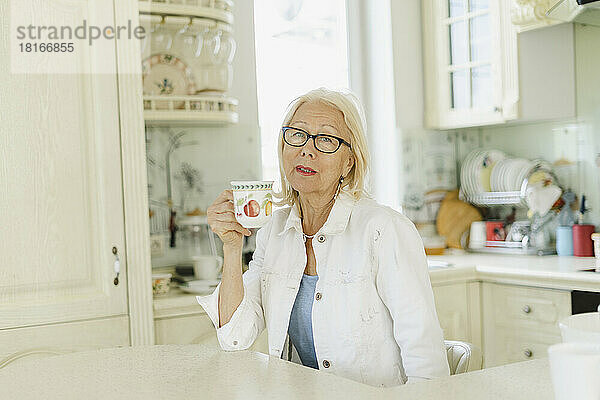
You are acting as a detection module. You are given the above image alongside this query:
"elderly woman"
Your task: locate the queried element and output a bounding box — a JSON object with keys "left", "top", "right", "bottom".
{"left": 198, "top": 88, "right": 449, "bottom": 387}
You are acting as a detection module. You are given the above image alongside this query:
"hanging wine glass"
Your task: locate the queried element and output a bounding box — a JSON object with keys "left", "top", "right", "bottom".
{"left": 214, "top": 22, "right": 236, "bottom": 92}
{"left": 194, "top": 18, "right": 219, "bottom": 92}
{"left": 150, "top": 17, "right": 173, "bottom": 53}
{"left": 173, "top": 18, "right": 199, "bottom": 62}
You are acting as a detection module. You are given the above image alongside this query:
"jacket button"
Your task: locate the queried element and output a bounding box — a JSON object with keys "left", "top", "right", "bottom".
{"left": 322, "top": 360, "right": 330, "bottom": 368}
{"left": 317, "top": 235, "right": 326, "bottom": 243}
{"left": 315, "top": 292, "right": 322, "bottom": 301}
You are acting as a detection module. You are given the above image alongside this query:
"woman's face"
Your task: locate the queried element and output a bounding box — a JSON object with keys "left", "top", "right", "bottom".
{"left": 282, "top": 101, "right": 354, "bottom": 200}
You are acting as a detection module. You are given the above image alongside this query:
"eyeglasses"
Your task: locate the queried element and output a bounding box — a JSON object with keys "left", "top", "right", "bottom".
{"left": 282, "top": 126, "right": 352, "bottom": 154}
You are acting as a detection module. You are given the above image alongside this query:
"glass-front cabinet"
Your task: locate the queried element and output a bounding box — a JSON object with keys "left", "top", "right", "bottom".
{"left": 423, "top": 0, "right": 519, "bottom": 129}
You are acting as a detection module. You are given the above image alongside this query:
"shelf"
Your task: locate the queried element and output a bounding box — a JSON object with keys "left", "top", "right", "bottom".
{"left": 138, "top": 0, "right": 234, "bottom": 25}
{"left": 143, "top": 95, "right": 238, "bottom": 126}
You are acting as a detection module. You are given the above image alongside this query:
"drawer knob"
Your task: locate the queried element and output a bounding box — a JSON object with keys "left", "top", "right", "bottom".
{"left": 523, "top": 349, "right": 533, "bottom": 358}
{"left": 522, "top": 305, "right": 532, "bottom": 314}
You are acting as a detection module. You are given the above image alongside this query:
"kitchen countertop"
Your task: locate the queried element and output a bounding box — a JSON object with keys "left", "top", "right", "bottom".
{"left": 0, "top": 344, "right": 555, "bottom": 399}
{"left": 154, "top": 253, "right": 600, "bottom": 318}
{"left": 428, "top": 252, "right": 600, "bottom": 291}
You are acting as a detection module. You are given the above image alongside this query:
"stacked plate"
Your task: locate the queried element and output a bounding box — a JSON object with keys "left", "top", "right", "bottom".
{"left": 461, "top": 149, "right": 555, "bottom": 199}
{"left": 460, "top": 149, "right": 507, "bottom": 198}
{"left": 489, "top": 158, "right": 534, "bottom": 192}
{"left": 179, "top": 279, "right": 219, "bottom": 295}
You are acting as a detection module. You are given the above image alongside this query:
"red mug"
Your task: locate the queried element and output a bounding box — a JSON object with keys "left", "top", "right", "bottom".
{"left": 486, "top": 221, "right": 505, "bottom": 242}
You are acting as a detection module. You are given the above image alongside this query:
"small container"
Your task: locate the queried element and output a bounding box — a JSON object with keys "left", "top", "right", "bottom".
{"left": 469, "top": 221, "right": 487, "bottom": 249}
{"left": 572, "top": 224, "right": 595, "bottom": 257}
{"left": 556, "top": 226, "right": 574, "bottom": 256}
{"left": 152, "top": 273, "right": 172, "bottom": 296}
{"left": 423, "top": 235, "right": 446, "bottom": 255}
{"left": 592, "top": 233, "right": 600, "bottom": 259}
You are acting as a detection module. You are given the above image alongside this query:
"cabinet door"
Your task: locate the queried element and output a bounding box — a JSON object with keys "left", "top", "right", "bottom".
{"left": 433, "top": 283, "right": 471, "bottom": 342}
{"left": 423, "top": 0, "right": 510, "bottom": 128}
{"left": 0, "top": 1, "right": 129, "bottom": 329}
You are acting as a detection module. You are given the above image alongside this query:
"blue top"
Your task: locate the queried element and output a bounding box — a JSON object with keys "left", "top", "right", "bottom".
{"left": 287, "top": 273, "right": 319, "bottom": 369}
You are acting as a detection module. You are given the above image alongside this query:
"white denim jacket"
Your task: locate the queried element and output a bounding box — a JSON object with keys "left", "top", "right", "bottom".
{"left": 197, "top": 192, "right": 450, "bottom": 387}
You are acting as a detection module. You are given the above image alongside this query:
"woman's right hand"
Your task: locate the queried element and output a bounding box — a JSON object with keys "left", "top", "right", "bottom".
{"left": 207, "top": 190, "right": 252, "bottom": 249}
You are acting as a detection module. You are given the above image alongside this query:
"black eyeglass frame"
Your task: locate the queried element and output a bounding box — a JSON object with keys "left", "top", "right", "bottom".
{"left": 281, "top": 126, "right": 352, "bottom": 154}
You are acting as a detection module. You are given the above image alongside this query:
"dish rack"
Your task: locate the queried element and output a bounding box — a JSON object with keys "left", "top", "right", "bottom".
{"left": 460, "top": 162, "right": 561, "bottom": 256}
{"left": 459, "top": 162, "right": 560, "bottom": 208}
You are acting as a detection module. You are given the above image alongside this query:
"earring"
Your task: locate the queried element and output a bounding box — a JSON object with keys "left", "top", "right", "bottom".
{"left": 339, "top": 176, "right": 345, "bottom": 184}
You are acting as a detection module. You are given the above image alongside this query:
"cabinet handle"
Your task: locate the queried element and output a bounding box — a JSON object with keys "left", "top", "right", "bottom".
{"left": 112, "top": 246, "right": 120, "bottom": 286}
{"left": 522, "top": 305, "right": 531, "bottom": 314}
{"left": 523, "top": 349, "right": 533, "bottom": 358}
{"left": 494, "top": 106, "right": 503, "bottom": 113}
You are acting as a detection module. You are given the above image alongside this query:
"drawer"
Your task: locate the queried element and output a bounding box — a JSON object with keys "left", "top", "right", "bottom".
{"left": 488, "top": 284, "right": 571, "bottom": 334}
{"left": 486, "top": 328, "right": 562, "bottom": 367}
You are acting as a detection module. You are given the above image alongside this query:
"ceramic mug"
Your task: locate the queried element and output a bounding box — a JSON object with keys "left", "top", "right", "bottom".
{"left": 192, "top": 255, "right": 224, "bottom": 280}
{"left": 548, "top": 342, "right": 600, "bottom": 400}
{"left": 230, "top": 180, "right": 274, "bottom": 228}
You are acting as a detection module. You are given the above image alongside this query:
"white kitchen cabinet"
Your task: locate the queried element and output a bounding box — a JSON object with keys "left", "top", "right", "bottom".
{"left": 432, "top": 282, "right": 482, "bottom": 348}
{"left": 422, "top": 0, "right": 576, "bottom": 129}
{"left": 481, "top": 282, "right": 571, "bottom": 367}
{"left": 0, "top": 0, "right": 151, "bottom": 365}
{"left": 0, "top": 316, "right": 130, "bottom": 369}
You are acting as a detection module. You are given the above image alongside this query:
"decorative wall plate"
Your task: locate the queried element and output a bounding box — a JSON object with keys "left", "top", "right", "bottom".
{"left": 142, "top": 54, "right": 196, "bottom": 109}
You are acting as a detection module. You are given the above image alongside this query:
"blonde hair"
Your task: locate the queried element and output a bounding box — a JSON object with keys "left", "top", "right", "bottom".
{"left": 274, "top": 87, "right": 371, "bottom": 207}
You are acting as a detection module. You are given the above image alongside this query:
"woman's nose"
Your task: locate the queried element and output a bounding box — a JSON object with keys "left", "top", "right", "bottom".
{"left": 300, "top": 138, "right": 317, "bottom": 158}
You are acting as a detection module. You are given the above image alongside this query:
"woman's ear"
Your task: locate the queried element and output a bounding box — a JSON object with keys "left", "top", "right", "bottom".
{"left": 344, "top": 153, "right": 355, "bottom": 177}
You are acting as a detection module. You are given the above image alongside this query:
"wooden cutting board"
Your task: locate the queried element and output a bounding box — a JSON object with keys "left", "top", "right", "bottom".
{"left": 436, "top": 190, "right": 482, "bottom": 249}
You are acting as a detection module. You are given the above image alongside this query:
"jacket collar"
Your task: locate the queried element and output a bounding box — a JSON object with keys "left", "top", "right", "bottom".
{"left": 278, "top": 191, "right": 356, "bottom": 237}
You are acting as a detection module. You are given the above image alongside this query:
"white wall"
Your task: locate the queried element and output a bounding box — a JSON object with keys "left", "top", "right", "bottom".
{"left": 347, "top": 0, "right": 400, "bottom": 210}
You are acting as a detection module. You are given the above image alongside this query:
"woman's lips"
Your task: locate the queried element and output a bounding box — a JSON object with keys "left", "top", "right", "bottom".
{"left": 296, "top": 165, "right": 316, "bottom": 176}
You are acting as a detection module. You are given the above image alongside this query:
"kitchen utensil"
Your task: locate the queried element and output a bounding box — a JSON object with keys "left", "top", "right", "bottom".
{"left": 436, "top": 190, "right": 482, "bottom": 249}
{"left": 579, "top": 194, "right": 588, "bottom": 224}
{"left": 548, "top": 342, "right": 600, "bottom": 400}
{"left": 231, "top": 180, "right": 274, "bottom": 228}
{"left": 573, "top": 224, "right": 595, "bottom": 257}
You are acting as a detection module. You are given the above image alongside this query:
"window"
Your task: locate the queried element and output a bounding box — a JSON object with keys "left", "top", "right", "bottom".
{"left": 254, "top": 0, "right": 350, "bottom": 182}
